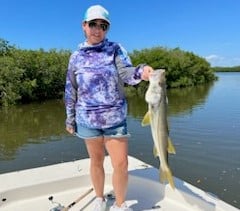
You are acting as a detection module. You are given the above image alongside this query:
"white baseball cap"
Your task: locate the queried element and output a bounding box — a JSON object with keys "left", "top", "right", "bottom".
{"left": 83, "top": 5, "right": 110, "bottom": 24}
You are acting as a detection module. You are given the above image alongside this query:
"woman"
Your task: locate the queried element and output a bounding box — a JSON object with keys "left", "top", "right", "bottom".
{"left": 65, "top": 5, "right": 153, "bottom": 211}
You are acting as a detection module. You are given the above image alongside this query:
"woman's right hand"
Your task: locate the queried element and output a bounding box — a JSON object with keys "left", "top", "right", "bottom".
{"left": 66, "top": 126, "right": 75, "bottom": 134}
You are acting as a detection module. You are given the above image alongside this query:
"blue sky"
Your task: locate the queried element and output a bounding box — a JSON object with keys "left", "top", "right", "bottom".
{"left": 1, "top": 0, "right": 239, "bottom": 67}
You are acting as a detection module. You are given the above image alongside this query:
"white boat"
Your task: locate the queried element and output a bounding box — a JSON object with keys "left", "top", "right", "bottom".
{"left": 0, "top": 156, "right": 239, "bottom": 211}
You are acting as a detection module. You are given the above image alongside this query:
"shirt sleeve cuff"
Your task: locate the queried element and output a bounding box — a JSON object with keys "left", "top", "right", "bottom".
{"left": 134, "top": 64, "right": 146, "bottom": 80}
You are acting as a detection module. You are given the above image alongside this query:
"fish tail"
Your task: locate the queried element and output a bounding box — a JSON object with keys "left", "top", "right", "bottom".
{"left": 160, "top": 167, "right": 175, "bottom": 189}
{"left": 167, "top": 137, "right": 176, "bottom": 154}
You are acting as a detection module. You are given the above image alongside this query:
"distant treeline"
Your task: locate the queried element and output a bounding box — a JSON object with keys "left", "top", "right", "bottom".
{"left": 0, "top": 39, "right": 71, "bottom": 107}
{"left": 212, "top": 66, "right": 240, "bottom": 72}
{"left": 0, "top": 38, "right": 216, "bottom": 107}
{"left": 127, "top": 47, "right": 216, "bottom": 97}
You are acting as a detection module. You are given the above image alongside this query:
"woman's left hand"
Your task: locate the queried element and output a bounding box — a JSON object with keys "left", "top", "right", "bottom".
{"left": 141, "top": 65, "right": 154, "bottom": 81}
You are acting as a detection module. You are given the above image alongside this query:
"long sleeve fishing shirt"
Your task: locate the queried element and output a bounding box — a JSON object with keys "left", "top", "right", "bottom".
{"left": 65, "top": 39, "right": 145, "bottom": 129}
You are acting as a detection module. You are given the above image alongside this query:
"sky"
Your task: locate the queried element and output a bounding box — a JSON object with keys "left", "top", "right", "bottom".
{"left": 1, "top": 0, "right": 240, "bottom": 67}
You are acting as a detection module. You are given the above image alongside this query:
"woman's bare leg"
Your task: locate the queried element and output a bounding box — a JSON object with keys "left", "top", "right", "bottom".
{"left": 105, "top": 138, "right": 129, "bottom": 207}
{"left": 85, "top": 137, "right": 105, "bottom": 198}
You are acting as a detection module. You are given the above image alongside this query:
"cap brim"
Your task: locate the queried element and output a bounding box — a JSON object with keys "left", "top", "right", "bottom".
{"left": 84, "top": 15, "right": 110, "bottom": 24}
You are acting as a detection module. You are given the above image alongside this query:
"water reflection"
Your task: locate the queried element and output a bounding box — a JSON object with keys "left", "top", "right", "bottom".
{"left": 127, "top": 82, "right": 214, "bottom": 118}
{"left": 0, "top": 100, "right": 66, "bottom": 160}
{"left": 0, "top": 81, "right": 213, "bottom": 161}
{"left": 167, "top": 82, "right": 214, "bottom": 115}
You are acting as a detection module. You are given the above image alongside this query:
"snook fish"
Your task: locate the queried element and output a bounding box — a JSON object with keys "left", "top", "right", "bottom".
{"left": 142, "top": 69, "right": 176, "bottom": 189}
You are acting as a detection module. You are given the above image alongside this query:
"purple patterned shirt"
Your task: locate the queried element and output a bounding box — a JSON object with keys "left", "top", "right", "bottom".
{"left": 65, "top": 39, "right": 144, "bottom": 129}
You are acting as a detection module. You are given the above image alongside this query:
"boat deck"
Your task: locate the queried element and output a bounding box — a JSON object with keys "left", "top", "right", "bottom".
{"left": 0, "top": 156, "right": 239, "bottom": 211}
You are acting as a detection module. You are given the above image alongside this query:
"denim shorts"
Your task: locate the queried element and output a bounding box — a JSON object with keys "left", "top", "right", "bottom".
{"left": 74, "top": 120, "right": 131, "bottom": 140}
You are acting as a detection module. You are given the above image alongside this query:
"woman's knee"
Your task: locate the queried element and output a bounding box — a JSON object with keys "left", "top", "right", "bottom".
{"left": 112, "top": 156, "right": 128, "bottom": 172}
{"left": 85, "top": 138, "right": 105, "bottom": 165}
{"left": 90, "top": 154, "right": 105, "bottom": 167}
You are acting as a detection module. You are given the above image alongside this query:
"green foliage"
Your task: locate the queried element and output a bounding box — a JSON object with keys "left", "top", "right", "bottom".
{"left": 0, "top": 38, "right": 218, "bottom": 107}
{"left": 212, "top": 66, "right": 240, "bottom": 72}
{"left": 0, "top": 38, "right": 71, "bottom": 106}
{"left": 0, "top": 56, "right": 24, "bottom": 106}
{"left": 130, "top": 47, "right": 216, "bottom": 91}
{"left": 0, "top": 38, "right": 15, "bottom": 56}
{"left": 11, "top": 49, "right": 70, "bottom": 102}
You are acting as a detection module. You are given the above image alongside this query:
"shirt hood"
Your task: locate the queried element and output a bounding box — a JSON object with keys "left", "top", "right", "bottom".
{"left": 78, "top": 39, "right": 108, "bottom": 51}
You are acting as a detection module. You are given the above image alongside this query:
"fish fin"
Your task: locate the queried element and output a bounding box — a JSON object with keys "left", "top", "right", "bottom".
{"left": 167, "top": 137, "right": 176, "bottom": 154}
{"left": 160, "top": 167, "right": 175, "bottom": 189}
{"left": 141, "top": 111, "right": 150, "bottom": 126}
{"left": 153, "top": 146, "right": 158, "bottom": 158}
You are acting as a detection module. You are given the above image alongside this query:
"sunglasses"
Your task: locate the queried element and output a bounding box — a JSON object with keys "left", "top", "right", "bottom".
{"left": 88, "top": 21, "right": 109, "bottom": 31}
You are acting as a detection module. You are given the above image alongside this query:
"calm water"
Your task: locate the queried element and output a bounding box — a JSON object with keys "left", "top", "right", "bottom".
{"left": 0, "top": 72, "right": 239, "bottom": 209}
